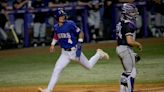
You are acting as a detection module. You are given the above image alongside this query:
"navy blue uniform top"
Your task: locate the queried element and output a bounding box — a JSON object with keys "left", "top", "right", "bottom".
{"left": 116, "top": 19, "right": 137, "bottom": 46}
{"left": 13, "top": 0, "right": 27, "bottom": 19}
{"left": 53, "top": 20, "right": 81, "bottom": 49}
{"left": 32, "top": 0, "right": 47, "bottom": 23}
{"left": 0, "top": 1, "right": 7, "bottom": 28}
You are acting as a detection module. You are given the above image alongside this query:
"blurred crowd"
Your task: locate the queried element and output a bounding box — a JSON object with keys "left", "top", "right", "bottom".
{"left": 0, "top": 0, "right": 164, "bottom": 49}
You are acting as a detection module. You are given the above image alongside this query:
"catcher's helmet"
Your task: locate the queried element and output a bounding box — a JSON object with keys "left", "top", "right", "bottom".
{"left": 54, "top": 8, "right": 67, "bottom": 21}
{"left": 121, "top": 3, "right": 139, "bottom": 21}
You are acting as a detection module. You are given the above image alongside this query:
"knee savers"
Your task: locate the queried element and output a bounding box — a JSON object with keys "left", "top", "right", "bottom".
{"left": 120, "top": 71, "right": 136, "bottom": 92}
{"left": 120, "top": 72, "right": 129, "bottom": 86}
{"left": 121, "top": 68, "right": 137, "bottom": 84}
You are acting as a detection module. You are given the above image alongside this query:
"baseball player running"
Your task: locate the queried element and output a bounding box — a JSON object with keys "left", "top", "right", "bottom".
{"left": 38, "top": 8, "right": 109, "bottom": 92}
{"left": 116, "top": 3, "right": 142, "bottom": 92}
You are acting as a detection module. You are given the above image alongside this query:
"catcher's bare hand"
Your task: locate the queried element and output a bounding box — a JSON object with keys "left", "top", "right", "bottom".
{"left": 50, "top": 45, "right": 55, "bottom": 53}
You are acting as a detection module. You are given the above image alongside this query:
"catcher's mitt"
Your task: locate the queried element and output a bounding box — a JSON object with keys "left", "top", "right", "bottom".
{"left": 134, "top": 53, "right": 141, "bottom": 63}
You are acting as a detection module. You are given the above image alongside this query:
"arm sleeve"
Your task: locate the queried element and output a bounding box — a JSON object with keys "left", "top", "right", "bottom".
{"left": 52, "top": 25, "right": 58, "bottom": 40}
{"left": 53, "top": 33, "right": 58, "bottom": 40}
{"left": 51, "top": 33, "right": 58, "bottom": 46}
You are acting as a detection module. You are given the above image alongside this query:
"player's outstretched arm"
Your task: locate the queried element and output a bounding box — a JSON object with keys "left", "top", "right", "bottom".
{"left": 50, "top": 33, "right": 58, "bottom": 53}
{"left": 50, "top": 38, "right": 58, "bottom": 53}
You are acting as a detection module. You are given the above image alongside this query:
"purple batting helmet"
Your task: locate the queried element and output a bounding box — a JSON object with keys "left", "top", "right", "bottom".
{"left": 54, "top": 8, "right": 67, "bottom": 21}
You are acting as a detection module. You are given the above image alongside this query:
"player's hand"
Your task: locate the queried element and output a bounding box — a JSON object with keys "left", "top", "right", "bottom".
{"left": 50, "top": 45, "right": 55, "bottom": 53}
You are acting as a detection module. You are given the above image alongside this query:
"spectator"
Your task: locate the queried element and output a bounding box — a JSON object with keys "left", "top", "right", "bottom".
{"left": 0, "top": 0, "right": 10, "bottom": 49}
{"left": 102, "top": 0, "right": 117, "bottom": 40}
{"left": 13, "top": 0, "right": 29, "bottom": 45}
{"left": 161, "top": 0, "right": 164, "bottom": 37}
{"left": 146, "top": 0, "right": 154, "bottom": 26}
{"left": 48, "top": 0, "right": 57, "bottom": 30}
{"left": 88, "top": 0, "right": 101, "bottom": 42}
{"left": 77, "top": 0, "right": 92, "bottom": 6}
{"left": 133, "top": 0, "right": 144, "bottom": 38}
{"left": 146, "top": 0, "right": 164, "bottom": 37}
{"left": 49, "top": 0, "right": 70, "bottom": 7}
{"left": 66, "top": 0, "right": 79, "bottom": 23}
{"left": 67, "top": 0, "right": 88, "bottom": 27}
{"left": 151, "top": 0, "right": 164, "bottom": 37}
{"left": 119, "top": 0, "right": 134, "bottom": 2}
{"left": 31, "top": 0, "right": 47, "bottom": 47}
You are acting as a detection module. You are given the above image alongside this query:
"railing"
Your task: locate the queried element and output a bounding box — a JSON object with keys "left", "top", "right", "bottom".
{"left": 3, "top": 2, "right": 148, "bottom": 47}
{"left": 6, "top": 4, "right": 89, "bottom": 47}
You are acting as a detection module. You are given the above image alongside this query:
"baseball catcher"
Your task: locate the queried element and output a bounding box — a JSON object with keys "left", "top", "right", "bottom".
{"left": 116, "top": 3, "right": 142, "bottom": 92}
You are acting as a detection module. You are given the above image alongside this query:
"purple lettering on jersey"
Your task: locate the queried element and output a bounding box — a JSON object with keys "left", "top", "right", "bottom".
{"left": 57, "top": 33, "right": 71, "bottom": 39}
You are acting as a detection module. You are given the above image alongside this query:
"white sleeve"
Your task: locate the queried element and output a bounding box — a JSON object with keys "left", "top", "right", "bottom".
{"left": 51, "top": 39, "right": 58, "bottom": 46}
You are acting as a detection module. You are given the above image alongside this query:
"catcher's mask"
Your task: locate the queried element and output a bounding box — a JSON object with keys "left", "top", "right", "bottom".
{"left": 121, "top": 3, "right": 139, "bottom": 21}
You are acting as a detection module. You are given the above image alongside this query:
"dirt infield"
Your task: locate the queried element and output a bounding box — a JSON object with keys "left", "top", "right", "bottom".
{"left": 0, "top": 84, "right": 164, "bottom": 92}
{"left": 0, "top": 38, "right": 164, "bottom": 92}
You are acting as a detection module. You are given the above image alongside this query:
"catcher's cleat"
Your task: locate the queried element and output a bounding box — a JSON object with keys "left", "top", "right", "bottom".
{"left": 97, "top": 49, "right": 109, "bottom": 60}
{"left": 38, "top": 87, "right": 51, "bottom": 92}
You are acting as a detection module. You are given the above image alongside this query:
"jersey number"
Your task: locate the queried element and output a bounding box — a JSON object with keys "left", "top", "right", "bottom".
{"left": 68, "top": 38, "right": 73, "bottom": 44}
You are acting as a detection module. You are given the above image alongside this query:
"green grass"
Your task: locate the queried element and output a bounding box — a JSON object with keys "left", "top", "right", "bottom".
{"left": 0, "top": 43, "right": 164, "bottom": 87}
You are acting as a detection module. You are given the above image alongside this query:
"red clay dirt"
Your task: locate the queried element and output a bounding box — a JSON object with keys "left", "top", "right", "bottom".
{"left": 0, "top": 84, "right": 164, "bottom": 92}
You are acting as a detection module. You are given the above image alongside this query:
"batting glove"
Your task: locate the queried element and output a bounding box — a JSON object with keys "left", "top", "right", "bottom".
{"left": 76, "top": 42, "right": 82, "bottom": 59}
